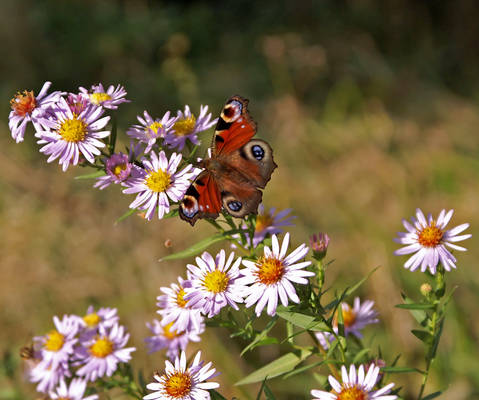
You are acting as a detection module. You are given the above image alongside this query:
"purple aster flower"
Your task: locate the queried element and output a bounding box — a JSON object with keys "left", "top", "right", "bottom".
{"left": 157, "top": 277, "right": 204, "bottom": 333}
{"left": 164, "top": 105, "right": 217, "bottom": 151}
{"left": 66, "top": 93, "right": 90, "bottom": 115}
{"left": 30, "top": 359, "right": 71, "bottom": 393}
{"left": 37, "top": 97, "right": 110, "bottom": 171}
{"left": 79, "top": 83, "right": 129, "bottom": 109}
{"left": 122, "top": 151, "right": 196, "bottom": 220}
{"left": 239, "top": 233, "right": 314, "bottom": 316}
{"left": 8, "top": 81, "right": 62, "bottom": 143}
{"left": 394, "top": 208, "right": 471, "bottom": 274}
{"left": 126, "top": 110, "right": 177, "bottom": 153}
{"left": 145, "top": 318, "right": 204, "bottom": 360}
{"left": 94, "top": 153, "right": 133, "bottom": 190}
{"left": 311, "top": 364, "right": 397, "bottom": 400}
{"left": 185, "top": 250, "right": 246, "bottom": 318}
{"left": 75, "top": 323, "right": 136, "bottom": 382}
{"left": 144, "top": 351, "right": 219, "bottom": 400}
{"left": 80, "top": 305, "right": 119, "bottom": 330}
{"left": 49, "top": 378, "right": 98, "bottom": 400}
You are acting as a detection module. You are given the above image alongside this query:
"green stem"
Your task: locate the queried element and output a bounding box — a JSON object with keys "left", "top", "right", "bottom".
{"left": 307, "top": 330, "right": 341, "bottom": 381}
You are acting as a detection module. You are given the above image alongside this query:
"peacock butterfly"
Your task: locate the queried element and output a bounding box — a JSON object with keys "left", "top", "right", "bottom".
{"left": 179, "top": 95, "right": 277, "bottom": 226}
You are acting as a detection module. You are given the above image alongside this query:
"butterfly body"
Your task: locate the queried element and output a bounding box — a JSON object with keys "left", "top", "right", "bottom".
{"left": 180, "top": 96, "right": 277, "bottom": 226}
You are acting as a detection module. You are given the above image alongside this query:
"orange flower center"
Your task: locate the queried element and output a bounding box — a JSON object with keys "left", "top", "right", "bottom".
{"left": 164, "top": 371, "right": 192, "bottom": 397}
{"left": 255, "top": 214, "right": 274, "bottom": 233}
{"left": 162, "top": 322, "right": 182, "bottom": 340}
{"left": 336, "top": 386, "right": 368, "bottom": 400}
{"left": 10, "top": 90, "right": 37, "bottom": 116}
{"left": 256, "top": 256, "right": 284, "bottom": 285}
{"left": 417, "top": 222, "right": 443, "bottom": 247}
{"left": 90, "top": 337, "right": 114, "bottom": 358}
{"left": 333, "top": 305, "right": 357, "bottom": 329}
{"left": 176, "top": 288, "right": 188, "bottom": 308}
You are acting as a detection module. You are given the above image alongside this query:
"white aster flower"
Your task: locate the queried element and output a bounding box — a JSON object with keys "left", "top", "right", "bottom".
{"left": 122, "top": 151, "right": 196, "bottom": 220}
{"left": 311, "top": 364, "right": 397, "bottom": 400}
{"left": 157, "top": 277, "right": 204, "bottom": 333}
{"left": 144, "top": 351, "right": 219, "bottom": 400}
{"left": 239, "top": 233, "right": 314, "bottom": 316}
{"left": 394, "top": 208, "right": 471, "bottom": 274}
{"left": 185, "top": 250, "right": 246, "bottom": 317}
{"left": 49, "top": 378, "right": 98, "bottom": 400}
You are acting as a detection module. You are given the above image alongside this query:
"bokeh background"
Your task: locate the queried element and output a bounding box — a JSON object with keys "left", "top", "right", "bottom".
{"left": 2, "top": 0, "right": 479, "bottom": 399}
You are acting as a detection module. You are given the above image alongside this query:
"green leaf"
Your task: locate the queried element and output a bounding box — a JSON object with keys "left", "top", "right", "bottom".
{"left": 235, "top": 349, "right": 312, "bottom": 385}
{"left": 398, "top": 293, "right": 428, "bottom": 324}
{"left": 276, "top": 307, "right": 329, "bottom": 332}
{"left": 352, "top": 348, "right": 371, "bottom": 364}
{"left": 395, "top": 303, "right": 435, "bottom": 310}
{"left": 241, "top": 316, "right": 278, "bottom": 355}
{"left": 263, "top": 383, "right": 276, "bottom": 400}
{"left": 160, "top": 233, "right": 227, "bottom": 261}
{"left": 163, "top": 208, "right": 179, "bottom": 219}
{"left": 209, "top": 389, "right": 228, "bottom": 400}
{"left": 282, "top": 360, "right": 324, "bottom": 379}
{"left": 411, "top": 329, "right": 433, "bottom": 343}
{"left": 115, "top": 208, "right": 138, "bottom": 224}
{"left": 74, "top": 170, "right": 106, "bottom": 180}
{"left": 344, "top": 266, "right": 380, "bottom": 297}
{"left": 381, "top": 366, "right": 423, "bottom": 374}
{"left": 422, "top": 391, "right": 443, "bottom": 400}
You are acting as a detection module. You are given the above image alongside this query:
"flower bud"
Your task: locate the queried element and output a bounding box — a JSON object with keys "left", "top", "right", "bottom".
{"left": 420, "top": 283, "right": 432, "bottom": 297}
{"left": 309, "top": 232, "right": 330, "bottom": 260}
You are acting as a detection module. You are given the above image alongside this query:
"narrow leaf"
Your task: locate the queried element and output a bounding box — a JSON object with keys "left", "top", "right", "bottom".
{"left": 209, "top": 390, "right": 228, "bottom": 400}
{"left": 381, "top": 366, "right": 423, "bottom": 374}
{"left": 160, "top": 233, "right": 227, "bottom": 261}
{"left": 422, "top": 391, "right": 443, "bottom": 400}
{"left": 399, "top": 293, "right": 428, "bottom": 324}
{"left": 235, "top": 350, "right": 312, "bottom": 385}
{"left": 352, "top": 348, "right": 371, "bottom": 364}
{"left": 75, "top": 170, "right": 106, "bottom": 180}
{"left": 263, "top": 383, "right": 276, "bottom": 400}
{"left": 411, "top": 329, "right": 433, "bottom": 343}
{"left": 282, "top": 360, "right": 324, "bottom": 379}
{"left": 115, "top": 208, "right": 138, "bottom": 224}
{"left": 276, "top": 307, "right": 329, "bottom": 332}
{"left": 344, "top": 266, "right": 380, "bottom": 296}
{"left": 395, "top": 303, "right": 435, "bottom": 310}
{"left": 241, "top": 316, "right": 278, "bottom": 355}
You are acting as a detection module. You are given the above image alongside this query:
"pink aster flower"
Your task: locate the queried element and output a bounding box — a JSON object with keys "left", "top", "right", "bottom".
{"left": 394, "top": 208, "right": 471, "bottom": 274}
{"left": 157, "top": 277, "right": 204, "bottom": 333}
{"left": 185, "top": 250, "right": 246, "bottom": 317}
{"left": 8, "top": 81, "right": 62, "bottom": 143}
{"left": 75, "top": 323, "right": 136, "bottom": 382}
{"left": 145, "top": 318, "right": 204, "bottom": 360}
{"left": 37, "top": 97, "right": 110, "bottom": 171}
{"left": 126, "top": 110, "right": 177, "bottom": 153}
{"left": 164, "top": 105, "right": 217, "bottom": 151}
{"left": 66, "top": 93, "right": 90, "bottom": 115}
{"left": 94, "top": 153, "right": 135, "bottom": 190}
{"left": 49, "top": 378, "right": 98, "bottom": 400}
{"left": 144, "top": 351, "right": 219, "bottom": 400}
{"left": 79, "top": 83, "right": 129, "bottom": 109}
{"left": 239, "top": 233, "right": 314, "bottom": 316}
{"left": 122, "top": 151, "right": 196, "bottom": 220}
{"left": 311, "top": 364, "right": 397, "bottom": 400}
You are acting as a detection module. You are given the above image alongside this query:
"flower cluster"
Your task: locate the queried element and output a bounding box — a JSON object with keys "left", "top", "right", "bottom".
{"left": 26, "top": 306, "right": 135, "bottom": 398}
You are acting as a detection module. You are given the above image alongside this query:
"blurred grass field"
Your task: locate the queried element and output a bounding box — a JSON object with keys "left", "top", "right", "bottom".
{"left": 2, "top": 1, "right": 479, "bottom": 399}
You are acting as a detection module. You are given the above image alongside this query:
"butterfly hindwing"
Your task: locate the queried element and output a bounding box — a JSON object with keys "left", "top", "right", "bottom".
{"left": 179, "top": 171, "right": 222, "bottom": 226}
{"left": 213, "top": 95, "right": 256, "bottom": 156}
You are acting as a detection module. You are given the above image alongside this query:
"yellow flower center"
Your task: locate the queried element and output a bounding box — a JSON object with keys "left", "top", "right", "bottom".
{"left": 336, "top": 386, "right": 368, "bottom": 400}
{"left": 255, "top": 214, "right": 274, "bottom": 233}
{"left": 45, "top": 330, "right": 65, "bottom": 352}
{"left": 164, "top": 371, "right": 192, "bottom": 397}
{"left": 10, "top": 90, "right": 36, "bottom": 116}
{"left": 58, "top": 117, "right": 88, "bottom": 142}
{"left": 83, "top": 312, "right": 101, "bottom": 328}
{"left": 176, "top": 288, "right": 188, "bottom": 308}
{"left": 145, "top": 121, "right": 164, "bottom": 138}
{"left": 256, "top": 256, "right": 284, "bottom": 285}
{"left": 162, "top": 322, "right": 182, "bottom": 340}
{"left": 172, "top": 115, "right": 196, "bottom": 136}
{"left": 203, "top": 270, "right": 229, "bottom": 293}
{"left": 90, "top": 337, "right": 114, "bottom": 358}
{"left": 417, "top": 222, "right": 443, "bottom": 247}
{"left": 145, "top": 170, "right": 171, "bottom": 193}
{"left": 333, "top": 305, "right": 357, "bottom": 329}
{"left": 89, "top": 92, "right": 112, "bottom": 105}
{"left": 113, "top": 163, "right": 128, "bottom": 176}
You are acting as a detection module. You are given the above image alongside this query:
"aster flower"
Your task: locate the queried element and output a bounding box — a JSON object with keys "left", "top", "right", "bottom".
{"left": 122, "top": 151, "right": 196, "bottom": 220}
{"left": 157, "top": 277, "right": 204, "bottom": 333}
{"left": 30, "top": 360, "right": 71, "bottom": 393}
{"left": 80, "top": 305, "right": 119, "bottom": 330}
{"left": 37, "top": 97, "right": 110, "bottom": 171}
{"left": 145, "top": 318, "right": 204, "bottom": 360}
{"left": 394, "top": 208, "right": 471, "bottom": 274}
{"left": 164, "top": 105, "right": 217, "bottom": 151}
{"left": 144, "top": 351, "right": 219, "bottom": 400}
{"left": 75, "top": 323, "right": 136, "bottom": 382}
{"left": 126, "top": 110, "right": 177, "bottom": 153}
{"left": 185, "top": 250, "right": 246, "bottom": 318}
{"left": 49, "top": 378, "right": 98, "bottom": 400}
{"left": 79, "top": 83, "right": 129, "bottom": 109}
{"left": 66, "top": 93, "right": 89, "bottom": 115}
{"left": 8, "top": 81, "right": 62, "bottom": 143}
{"left": 311, "top": 364, "right": 397, "bottom": 400}
{"left": 239, "top": 233, "right": 314, "bottom": 316}
{"left": 94, "top": 152, "right": 135, "bottom": 190}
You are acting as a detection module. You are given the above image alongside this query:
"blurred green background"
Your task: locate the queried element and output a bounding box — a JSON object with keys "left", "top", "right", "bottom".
{"left": 2, "top": 0, "right": 479, "bottom": 399}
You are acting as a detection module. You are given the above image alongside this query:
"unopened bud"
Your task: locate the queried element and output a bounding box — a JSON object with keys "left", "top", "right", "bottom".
{"left": 420, "top": 283, "right": 432, "bottom": 297}
{"left": 310, "top": 232, "right": 330, "bottom": 260}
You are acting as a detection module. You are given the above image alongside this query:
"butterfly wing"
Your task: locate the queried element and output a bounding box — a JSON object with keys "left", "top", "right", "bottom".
{"left": 179, "top": 171, "right": 222, "bottom": 226}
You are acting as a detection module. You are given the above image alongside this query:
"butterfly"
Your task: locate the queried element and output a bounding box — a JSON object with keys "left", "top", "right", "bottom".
{"left": 179, "top": 95, "right": 277, "bottom": 226}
